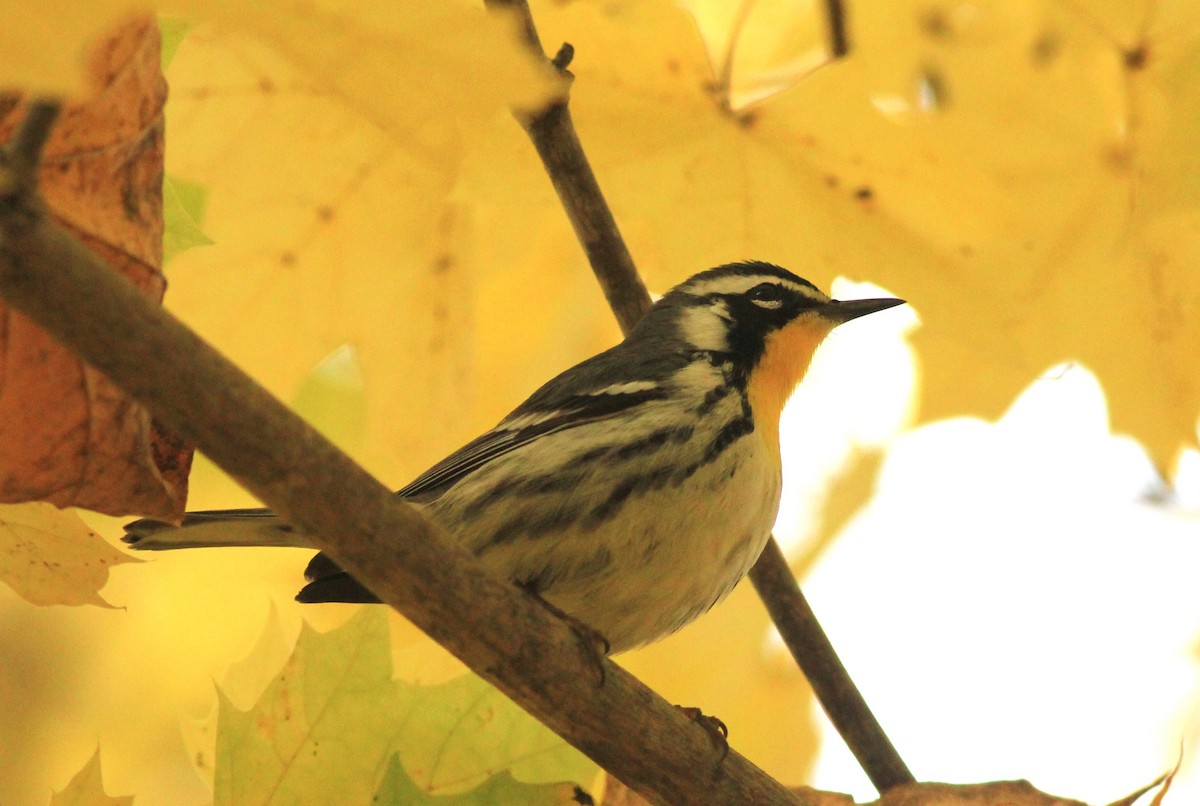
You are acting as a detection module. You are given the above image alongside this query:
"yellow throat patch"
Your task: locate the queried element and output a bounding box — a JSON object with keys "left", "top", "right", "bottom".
{"left": 745, "top": 314, "right": 835, "bottom": 465}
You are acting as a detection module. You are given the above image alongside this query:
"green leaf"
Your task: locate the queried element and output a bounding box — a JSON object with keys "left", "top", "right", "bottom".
{"left": 394, "top": 669, "right": 597, "bottom": 794}
{"left": 291, "top": 344, "right": 367, "bottom": 456}
{"left": 214, "top": 608, "right": 597, "bottom": 805}
{"left": 163, "top": 174, "right": 213, "bottom": 265}
{"left": 372, "top": 754, "right": 591, "bottom": 806}
{"left": 158, "top": 16, "right": 195, "bottom": 70}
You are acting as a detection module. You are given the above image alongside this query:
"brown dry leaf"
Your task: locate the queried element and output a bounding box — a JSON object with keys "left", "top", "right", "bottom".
{"left": 0, "top": 16, "right": 192, "bottom": 520}
{"left": 49, "top": 748, "right": 133, "bottom": 806}
{"left": 874, "top": 780, "right": 1087, "bottom": 806}
{"left": 604, "top": 778, "right": 1093, "bottom": 806}
{"left": 0, "top": 503, "right": 135, "bottom": 608}
{"left": 1105, "top": 758, "right": 1178, "bottom": 806}
{"left": 1146, "top": 761, "right": 1179, "bottom": 806}
{"left": 603, "top": 775, "right": 855, "bottom": 806}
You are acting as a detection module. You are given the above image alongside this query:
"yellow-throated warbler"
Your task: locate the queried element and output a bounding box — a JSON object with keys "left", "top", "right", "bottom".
{"left": 125, "top": 262, "right": 903, "bottom": 652}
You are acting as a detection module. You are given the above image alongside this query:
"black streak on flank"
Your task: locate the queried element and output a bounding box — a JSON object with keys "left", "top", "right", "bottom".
{"left": 614, "top": 424, "right": 694, "bottom": 461}
{"left": 484, "top": 502, "right": 584, "bottom": 548}
{"left": 702, "top": 416, "right": 754, "bottom": 466}
{"left": 696, "top": 383, "right": 731, "bottom": 415}
{"left": 581, "top": 462, "right": 679, "bottom": 530}
{"left": 585, "top": 477, "right": 639, "bottom": 527}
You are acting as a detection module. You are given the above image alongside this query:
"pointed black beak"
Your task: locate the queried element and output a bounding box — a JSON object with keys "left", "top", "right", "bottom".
{"left": 820, "top": 297, "right": 906, "bottom": 324}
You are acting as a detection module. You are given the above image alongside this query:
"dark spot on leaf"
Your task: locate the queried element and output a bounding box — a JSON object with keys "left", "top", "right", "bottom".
{"left": 1031, "top": 31, "right": 1062, "bottom": 67}
{"left": 854, "top": 186, "right": 874, "bottom": 201}
{"left": 1124, "top": 45, "right": 1148, "bottom": 70}
{"left": 918, "top": 8, "right": 951, "bottom": 39}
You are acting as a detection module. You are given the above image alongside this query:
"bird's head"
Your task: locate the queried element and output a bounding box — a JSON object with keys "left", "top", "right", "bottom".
{"left": 642, "top": 261, "right": 905, "bottom": 447}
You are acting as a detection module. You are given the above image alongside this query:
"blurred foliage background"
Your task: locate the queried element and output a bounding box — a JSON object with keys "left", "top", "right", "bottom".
{"left": 1, "top": 0, "right": 1199, "bottom": 803}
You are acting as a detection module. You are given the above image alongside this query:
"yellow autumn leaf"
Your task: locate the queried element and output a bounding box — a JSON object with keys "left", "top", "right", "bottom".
{"left": 0, "top": 504, "right": 136, "bottom": 607}
{"left": 742, "top": 0, "right": 1200, "bottom": 472}
{"left": 157, "top": 4, "right": 544, "bottom": 486}
{"left": 50, "top": 749, "right": 132, "bottom": 806}
{"left": 0, "top": 2, "right": 143, "bottom": 96}
{"left": 3, "top": 2, "right": 1200, "bottom": 804}
{"left": 470, "top": 0, "right": 1200, "bottom": 473}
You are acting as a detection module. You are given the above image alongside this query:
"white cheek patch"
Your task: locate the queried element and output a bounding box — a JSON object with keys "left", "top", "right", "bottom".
{"left": 679, "top": 301, "right": 732, "bottom": 352}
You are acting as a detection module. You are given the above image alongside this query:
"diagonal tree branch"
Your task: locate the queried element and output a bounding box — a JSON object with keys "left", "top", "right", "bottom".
{"left": 0, "top": 103, "right": 804, "bottom": 806}
{"left": 486, "top": 0, "right": 914, "bottom": 792}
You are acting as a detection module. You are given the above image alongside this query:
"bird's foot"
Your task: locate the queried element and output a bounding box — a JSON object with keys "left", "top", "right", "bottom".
{"left": 521, "top": 584, "right": 610, "bottom": 686}
{"left": 676, "top": 705, "right": 729, "bottom": 760}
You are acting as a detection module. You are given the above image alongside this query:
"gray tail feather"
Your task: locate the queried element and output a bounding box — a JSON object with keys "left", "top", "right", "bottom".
{"left": 124, "top": 510, "right": 382, "bottom": 605}
{"left": 123, "top": 508, "right": 316, "bottom": 551}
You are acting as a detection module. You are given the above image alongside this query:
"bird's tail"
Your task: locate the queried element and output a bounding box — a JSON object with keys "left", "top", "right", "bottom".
{"left": 123, "top": 508, "right": 317, "bottom": 551}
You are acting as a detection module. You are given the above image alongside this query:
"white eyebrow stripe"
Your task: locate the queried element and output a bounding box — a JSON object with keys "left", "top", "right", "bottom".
{"left": 682, "top": 274, "right": 825, "bottom": 300}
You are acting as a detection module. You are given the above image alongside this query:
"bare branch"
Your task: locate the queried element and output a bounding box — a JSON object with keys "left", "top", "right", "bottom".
{"left": 751, "top": 539, "right": 913, "bottom": 790}
{"left": 484, "top": 0, "right": 652, "bottom": 334}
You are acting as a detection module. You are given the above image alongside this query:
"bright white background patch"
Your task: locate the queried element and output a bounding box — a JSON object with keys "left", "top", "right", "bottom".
{"left": 768, "top": 278, "right": 1200, "bottom": 804}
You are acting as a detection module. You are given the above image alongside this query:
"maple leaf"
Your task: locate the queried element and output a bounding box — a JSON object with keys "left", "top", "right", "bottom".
{"left": 213, "top": 608, "right": 596, "bottom": 805}
{"left": 463, "top": 0, "right": 1200, "bottom": 474}
{"left": 0, "top": 503, "right": 136, "bottom": 607}
{"left": 373, "top": 754, "right": 589, "bottom": 805}
{"left": 50, "top": 749, "right": 133, "bottom": 806}
{"left": 147, "top": 0, "right": 569, "bottom": 486}
{"left": 0, "top": 3, "right": 142, "bottom": 95}
{"left": 0, "top": 16, "right": 193, "bottom": 519}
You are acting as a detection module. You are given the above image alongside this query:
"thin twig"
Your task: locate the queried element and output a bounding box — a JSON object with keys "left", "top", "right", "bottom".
{"left": 485, "top": 0, "right": 651, "bottom": 334}
{"left": 488, "top": 0, "right": 914, "bottom": 793}
{"left": 825, "top": 0, "right": 850, "bottom": 58}
{"left": 0, "top": 101, "right": 59, "bottom": 192}
{"left": 0, "top": 103, "right": 803, "bottom": 806}
{"left": 751, "top": 539, "right": 913, "bottom": 791}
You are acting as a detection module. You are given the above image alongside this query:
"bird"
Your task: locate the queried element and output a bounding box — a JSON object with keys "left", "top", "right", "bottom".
{"left": 125, "top": 261, "right": 903, "bottom": 654}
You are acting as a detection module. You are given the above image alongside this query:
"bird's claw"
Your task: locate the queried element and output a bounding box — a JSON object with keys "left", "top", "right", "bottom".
{"left": 676, "top": 705, "right": 729, "bottom": 760}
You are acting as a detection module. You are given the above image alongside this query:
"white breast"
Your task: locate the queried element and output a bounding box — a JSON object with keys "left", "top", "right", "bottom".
{"left": 434, "top": 384, "right": 783, "bottom": 652}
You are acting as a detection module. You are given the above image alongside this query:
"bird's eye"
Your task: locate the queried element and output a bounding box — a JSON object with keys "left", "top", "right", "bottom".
{"left": 748, "top": 283, "right": 783, "bottom": 308}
